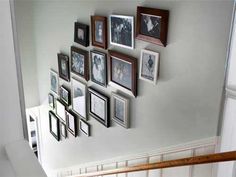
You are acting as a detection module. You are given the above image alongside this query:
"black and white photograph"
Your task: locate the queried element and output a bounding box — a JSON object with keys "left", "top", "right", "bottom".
{"left": 60, "top": 122, "right": 67, "bottom": 139}
{"left": 79, "top": 119, "right": 90, "bottom": 136}
{"left": 66, "top": 111, "right": 77, "bottom": 137}
{"left": 139, "top": 49, "right": 159, "bottom": 84}
{"left": 49, "top": 111, "right": 60, "bottom": 141}
{"left": 50, "top": 70, "right": 59, "bottom": 94}
{"left": 110, "top": 15, "right": 134, "bottom": 49}
{"left": 111, "top": 93, "right": 129, "bottom": 128}
{"left": 71, "top": 78, "right": 87, "bottom": 119}
{"left": 90, "top": 50, "right": 107, "bottom": 87}
{"left": 88, "top": 88, "right": 109, "bottom": 127}
{"left": 95, "top": 21, "right": 103, "bottom": 43}
{"left": 141, "top": 14, "right": 161, "bottom": 39}
{"left": 74, "top": 22, "right": 89, "bottom": 47}
{"left": 48, "top": 93, "right": 55, "bottom": 109}
{"left": 71, "top": 46, "right": 89, "bottom": 81}
{"left": 56, "top": 100, "right": 66, "bottom": 123}
{"left": 58, "top": 53, "right": 70, "bottom": 82}
{"left": 59, "top": 86, "right": 70, "bottom": 105}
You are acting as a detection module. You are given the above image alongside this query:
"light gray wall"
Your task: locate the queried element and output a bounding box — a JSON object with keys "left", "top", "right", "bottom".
{"left": 16, "top": 0, "right": 233, "bottom": 170}
{"left": 0, "top": 0, "right": 24, "bottom": 160}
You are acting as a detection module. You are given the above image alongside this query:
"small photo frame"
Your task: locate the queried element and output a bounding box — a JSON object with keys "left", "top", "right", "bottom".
{"left": 108, "top": 50, "right": 137, "bottom": 97}
{"left": 60, "top": 122, "right": 67, "bottom": 139}
{"left": 71, "top": 46, "right": 89, "bottom": 81}
{"left": 56, "top": 99, "right": 66, "bottom": 123}
{"left": 139, "top": 49, "right": 159, "bottom": 84}
{"left": 79, "top": 119, "right": 90, "bottom": 136}
{"left": 59, "top": 86, "right": 71, "bottom": 105}
{"left": 110, "top": 15, "right": 134, "bottom": 49}
{"left": 111, "top": 93, "right": 129, "bottom": 128}
{"left": 48, "top": 93, "right": 55, "bottom": 109}
{"left": 136, "top": 6, "right": 169, "bottom": 47}
{"left": 50, "top": 70, "right": 59, "bottom": 94}
{"left": 90, "top": 50, "right": 107, "bottom": 87}
{"left": 88, "top": 88, "right": 109, "bottom": 127}
{"left": 49, "top": 111, "right": 60, "bottom": 141}
{"left": 91, "top": 16, "right": 107, "bottom": 49}
{"left": 58, "top": 53, "right": 70, "bottom": 82}
{"left": 71, "top": 78, "right": 87, "bottom": 120}
{"left": 66, "top": 111, "right": 77, "bottom": 137}
{"left": 74, "top": 22, "right": 89, "bottom": 47}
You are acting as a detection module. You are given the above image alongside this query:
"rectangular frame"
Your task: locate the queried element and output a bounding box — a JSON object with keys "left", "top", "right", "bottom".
{"left": 79, "top": 119, "right": 90, "bottom": 136}
{"left": 49, "top": 111, "right": 60, "bottom": 141}
{"left": 56, "top": 99, "right": 66, "bottom": 123}
{"left": 74, "top": 22, "right": 90, "bottom": 47}
{"left": 58, "top": 53, "right": 70, "bottom": 82}
{"left": 59, "top": 85, "right": 71, "bottom": 105}
{"left": 48, "top": 93, "right": 55, "bottom": 109}
{"left": 66, "top": 111, "right": 77, "bottom": 137}
{"left": 50, "top": 69, "right": 59, "bottom": 94}
{"left": 136, "top": 6, "right": 169, "bottom": 47}
{"left": 60, "top": 121, "right": 67, "bottom": 139}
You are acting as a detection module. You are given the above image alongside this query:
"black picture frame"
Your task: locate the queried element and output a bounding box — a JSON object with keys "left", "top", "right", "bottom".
{"left": 49, "top": 111, "right": 60, "bottom": 141}
{"left": 58, "top": 53, "right": 70, "bottom": 82}
{"left": 59, "top": 85, "right": 71, "bottom": 105}
{"left": 88, "top": 88, "right": 109, "bottom": 127}
{"left": 66, "top": 111, "right": 77, "bottom": 137}
{"left": 74, "top": 22, "right": 89, "bottom": 47}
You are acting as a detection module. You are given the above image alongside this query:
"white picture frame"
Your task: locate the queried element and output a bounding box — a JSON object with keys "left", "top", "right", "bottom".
{"left": 109, "top": 15, "right": 134, "bottom": 49}
{"left": 56, "top": 100, "right": 66, "bottom": 123}
{"left": 79, "top": 119, "right": 90, "bottom": 136}
{"left": 50, "top": 69, "right": 59, "bottom": 94}
{"left": 139, "top": 49, "right": 159, "bottom": 84}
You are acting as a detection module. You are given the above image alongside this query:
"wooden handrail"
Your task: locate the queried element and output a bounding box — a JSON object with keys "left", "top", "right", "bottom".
{"left": 72, "top": 151, "right": 236, "bottom": 177}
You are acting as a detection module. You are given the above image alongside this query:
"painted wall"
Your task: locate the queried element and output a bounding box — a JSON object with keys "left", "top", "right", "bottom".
{"left": 16, "top": 0, "right": 233, "bottom": 171}
{"left": 0, "top": 0, "right": 24, "bottom": 160}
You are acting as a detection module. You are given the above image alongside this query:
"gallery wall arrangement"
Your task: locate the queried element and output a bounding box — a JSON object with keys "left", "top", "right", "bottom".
{"left": 48, "top": 6, "right": 168, "bottom": 141}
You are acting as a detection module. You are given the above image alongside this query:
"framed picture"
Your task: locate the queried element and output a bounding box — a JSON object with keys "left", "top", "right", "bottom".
{"left": 74, "top": 22, "right": 89, "bottom": 47}
{"left": 91, "top": 16, "right": 107, "bottom": 49}
{"left": 88, "top": 88, "right": 109, "bottom": 127}
{"left": 71, "top": 46, "right": 89, "bottom": 81}
{"left": 60, "top": 122, "right": 67, "bottom": 139}
{"left": 139, "top": 49, "right": 160, "bottom": 84}
{"left": 110, "top": 15, "right": 134, "bottom": 49}
{"left": 108, "top": 50, "right": 137, "bottom": 97}
{"left": 58, "top": 53, "right": 70, "bottom": 82}
{"left": 71, "top": 78, "right": 87, "bottom": 120}
{"left": 48, "top": 93, "right": 55, "bottom": 109}
{"left": 90, "top": 50, "right": 107, "bottom": 87}
{"left": 111, "top": 93, "right": 129, "bottom": 128}
{"left": 79, "top": 119, "right": 90, "bottom": 136}
{"left": 50, "top": 70, "right": 59, "bottom": 94}
{"left": 49, "top": 111, "right": 60, "bottom": 141}
{"left": 56, "top": 99, "right": 66, "bottom": 123}
{"left": 136, "top": 6, "right": 169, "bottom": 47}
{"left": 66, "top": 111, "right": 77, "bottom": 137}
{"left": 59, "top": 86, "right": 71, "bottom": 105}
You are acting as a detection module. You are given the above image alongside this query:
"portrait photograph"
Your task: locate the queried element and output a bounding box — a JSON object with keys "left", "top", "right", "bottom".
{"left": 108, "top": 50, "right": 137, "bottom": 97}
{"left": 58, "top": 53, "right": 70, "bottom": 82}
{"left": 139, "top": 49, "right": 159, "bottom": 84}
{"left": 59, "top": 86, "right": 70, "bottom": 105}
{"left": 111, "top": 93, "right": 129, "bottom": 128}
{"left": 71, "top": 46, "right": 89, "bottom": 81}
{"left": 66, "top": 111, "right": 77, "bottom": 137}
{"left": 71, "top": 78, "right": 87, "bottom": 120}
{"left": 136, "top": 6, "right": 169, "bottom": 47}
{"left": 110, "top": 15, "right": 134, "bottom": 49}
{"left": 49, "top": 111, "right": 60, "bottom": 141}
{"left": 48, "top": 93, "right": 55, "bottom": 109}
{"left": 88, "top": 88, "right": 109, "bottom": 127}
{"left": 50, "top": 70, "right": 59, "bottom": 94}
{"left": 74, "top": 22, "right": 89, "bottom": 47}
{"left": 91, "top": 16, "right": 107, "bottom": 49}
{"left": 90, "top": 50, "right": 107, "bottom": 87}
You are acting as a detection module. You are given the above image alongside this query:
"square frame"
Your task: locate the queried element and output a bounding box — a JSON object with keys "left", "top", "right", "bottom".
{"left": 91, "top": 16, "right": 107, "bottom": 49}
{"left": 59, "top": 85, "right": 71, "bottom": 105}
{"left": 66, "top": 111, "right": 77, "bottom": 137}
{"left": 79, "top": 119, "right": 90, "bottom": 136}
{"left": 88, "top": 88, "right": 109, "bottom": 127}
{"left": 71, "top": 46, "right": 89, "bottom": 81}
{"left": 108, "top": 50, "right": 137, "bottom": 97}
{"left": 136, "top": 6, "right": 169, "bottom": 47}
{"left": 74, "top": 22, "right": 89, "bottom": 47}
{"left": 49, "top": 111, "right": 60, "bottom": 141}
{"left": 58, "top": 53, "right": 70, "bottom": 82}
{"left": 50, "top": 70, "right": 59, "bottom": 94}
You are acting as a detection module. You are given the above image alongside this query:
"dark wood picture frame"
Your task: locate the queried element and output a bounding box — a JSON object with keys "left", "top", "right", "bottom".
{"left": 108, "top": 50, "right": 137, "bottom": 97}
{"left": 74, "top": 22, "right": 89, "bottom": 47}
{"left": 66, "top": 111, "right": 77, "bottom": 137}
{"left": 91, "top": 16, "right": 107, "bottom": 49}
{"left": 79, "top": 119, "right": 90, "bottom": 136}
{"left": 59, "top": 85, "right": 71, "bottom": 106}
{"left": 88, "top": 88, "right": 109, "bottom": 128}
{"left": 71, "top": 46, "right": 89, "bottom": 81}
{"left": 58, "top": 53, "right": 70, "bottom": 82}
{"left": 90, "top": 50, "right": 107, "bottom": 87}
{"left": 49, "top": 111, "right": 60, "bottom": 141}
{"left": 136, "top": 6, "right": 169, "bottom": 47}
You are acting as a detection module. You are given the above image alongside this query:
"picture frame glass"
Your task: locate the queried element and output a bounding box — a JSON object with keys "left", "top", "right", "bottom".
{"left": 56, "top": 100, "right": 66, "bottom": 122}
{"left": 90, "top": 93, "right": 106, "bottom": 120}
{"left": 58, "top": 54, "right": 70, "bottom": 81}
{"left": 80, "top": 119, "right": 89, "bottom": 136}
{"left": 60, "top": 87, "right": 70, "bottom": 105}
{"left": 67, "top": 112, "right": 75, "bottom": 132}
{"left": 141, "top": 51, "right": 157, "bottom": 82}
{"left": 48, "top": 94, "right": 54, "bottom": 108}
{"left": 114, "top": 98, "right": 125, "bottom": 122}
{"left": 50, "top": 70, "right": 58, "bottom": 94}
{"left": 60, "top": 123, "right": 66, "bottom": 138}
{"left": 95, "top": 20, "right": 103, "bottom": 43}
{"left": 71, "top": 50, "right": 85, "bottom": 76}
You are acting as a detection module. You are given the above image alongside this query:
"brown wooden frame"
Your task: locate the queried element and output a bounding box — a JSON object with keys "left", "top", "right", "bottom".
{"left": 136, "top": 6, "right": 169, "bottom": 47}
{"left": 108, "top": 50, "right": 137, "bottom": 97}
{"left": 58, "top": 53, "right": 70, "bottom": 82}
{"left": 71, "top": 46, "right": 89, "bottom": 81}
{"left": 91, "top": 16, "right": 107, "bottom": 49}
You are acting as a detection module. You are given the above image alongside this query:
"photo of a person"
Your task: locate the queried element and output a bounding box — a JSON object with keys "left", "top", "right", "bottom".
{"left": 141, "top": 53, "right": 155, "bottom": 81}
{"left": 71, "top": 51, "right": 85, "bottom": 76}
{"left": 95, "top": 21, "right": 103, "bottom": 43}
{"left": 78, "top": 28, "right": 84, "bottom": 40}
{"left": 141, "top": 14, "right": 161, "bottom": 39}
{"left": 91, "top": 52, "right": 106, "bottom": 86}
